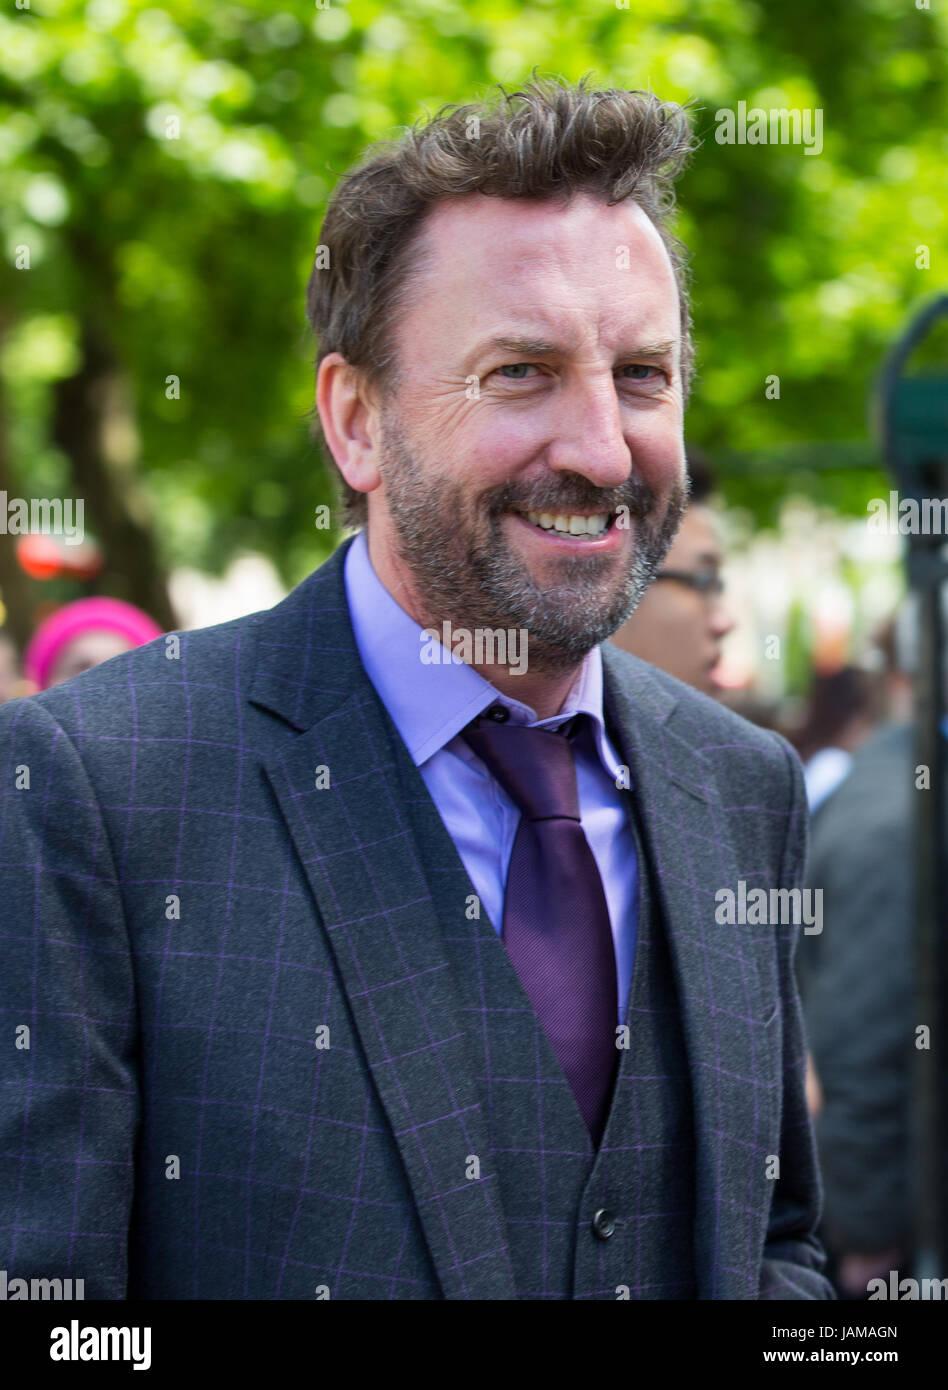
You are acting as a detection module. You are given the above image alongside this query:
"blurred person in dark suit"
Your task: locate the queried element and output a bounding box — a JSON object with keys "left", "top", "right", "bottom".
{"left": 800, "top": 609, "right": 919, "bottom": 1296}
{"left": 793, "top": 666, "right": 881, "bottom": 814}
{"left": 609, "top": 449, "right": 736, "bottom": 696}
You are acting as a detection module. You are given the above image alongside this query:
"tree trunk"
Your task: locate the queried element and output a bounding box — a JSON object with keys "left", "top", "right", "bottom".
{"left": 0, "top": 337, "right": 44, "bottom": 652}
{"left": 50, "top": 320, "right": 175, "bottom": 630}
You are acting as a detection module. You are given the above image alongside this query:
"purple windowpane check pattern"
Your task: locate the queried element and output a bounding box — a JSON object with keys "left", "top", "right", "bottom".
{"left": 397, "top": 714, "right": 699, "bottom": 1298}
{"left": 0, "top": 536, "right": 833, "bottom": 1299}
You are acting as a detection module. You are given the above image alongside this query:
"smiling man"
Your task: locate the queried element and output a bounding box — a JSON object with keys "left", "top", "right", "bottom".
{"left": 0, "top": 75, "right": 832, "bottom": 1301}
{"left": 320, "top": 189, "right": 688, "bottom": 717}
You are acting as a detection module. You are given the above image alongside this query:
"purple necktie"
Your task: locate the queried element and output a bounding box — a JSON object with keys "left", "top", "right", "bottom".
{"left": 462, "top": 709, "right": 619, "bottom": 1145}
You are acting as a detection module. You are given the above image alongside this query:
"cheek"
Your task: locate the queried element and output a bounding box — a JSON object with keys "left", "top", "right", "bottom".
{"left": 683, "top": 605, "right": 712, "bottom": 642}
{"left": 656, "top": 597, "right": 703, "bottom": 639}
{"left": 459, "top": 415, "right": 539, "bottom": 483}
{"left": 628, "top": 415, "right": 685, "bottom": 487}
{"left": 641, "top": 591, "right": 679, "bottom": 629}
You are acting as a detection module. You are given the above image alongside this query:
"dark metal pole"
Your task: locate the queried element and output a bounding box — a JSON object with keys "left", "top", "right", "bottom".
{"left": 877, "top": 295, "right": 948, "bottom": 1280}
{"left": 907, "top": 545, "right": 947, "bottom": 1280}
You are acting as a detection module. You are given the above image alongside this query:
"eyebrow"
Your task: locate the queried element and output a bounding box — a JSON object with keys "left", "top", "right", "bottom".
{"left": 469, "top": 335, "right": 679, "bottom": 362}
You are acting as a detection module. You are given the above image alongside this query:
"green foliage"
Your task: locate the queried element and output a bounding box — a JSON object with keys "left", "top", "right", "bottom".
{"left": 1, "top": 0, "right": 946, "bottom": 592}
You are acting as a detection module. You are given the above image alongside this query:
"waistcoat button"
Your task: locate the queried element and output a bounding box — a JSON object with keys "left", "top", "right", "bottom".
{"left": 591, "top": 1208, "right": 616, "bottom": 1240}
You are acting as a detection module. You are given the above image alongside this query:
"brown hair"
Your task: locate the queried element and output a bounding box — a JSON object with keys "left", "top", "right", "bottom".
{"left": 306, "top": 72, "right": 698, "bottom": 529}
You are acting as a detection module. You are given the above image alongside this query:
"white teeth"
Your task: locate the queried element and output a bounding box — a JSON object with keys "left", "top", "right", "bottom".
{"left": 524, "top": 510, "right": 610, "bottom": 536}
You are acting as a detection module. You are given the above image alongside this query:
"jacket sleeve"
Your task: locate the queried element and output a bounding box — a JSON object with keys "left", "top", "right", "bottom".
{"left": 757, "top": 732, "right": 836, "bottom": 1300}
{"left": 0, "top": 695, "right": 138, "bottom": 1299}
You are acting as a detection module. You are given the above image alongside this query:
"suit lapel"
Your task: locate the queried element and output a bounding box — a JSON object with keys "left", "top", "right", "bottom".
{"left": 249, "top": 540, "right": 516, "bottom": 1300}
{"left": 247, "top": 536, "right": 773, "bottom": 1299}
{"left": 600, "top": 645, "right": 773, "bottom": 1298}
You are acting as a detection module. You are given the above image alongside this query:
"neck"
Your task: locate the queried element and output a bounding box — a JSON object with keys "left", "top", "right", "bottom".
{"left": 474, "top": 664, "right": 580, "bottom": 721}
{"left": 366, "top": 527, "right": 585, "bottom": 722}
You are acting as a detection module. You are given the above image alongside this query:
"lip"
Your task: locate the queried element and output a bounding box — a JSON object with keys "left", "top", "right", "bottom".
{"left": 506, "top": 510, "right": 627, "bottom": 553}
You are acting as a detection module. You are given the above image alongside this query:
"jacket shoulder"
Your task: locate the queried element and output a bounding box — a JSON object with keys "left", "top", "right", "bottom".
{"left": 0, "top": 605, "right": 271, "bottom": 744}
{"left": 602, "top": 642, "right": 791, "bottom": 761}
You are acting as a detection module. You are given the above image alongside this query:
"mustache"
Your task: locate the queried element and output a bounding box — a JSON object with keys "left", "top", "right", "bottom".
{"left": 486, "top": 473, "right": 664, "bottom": 520}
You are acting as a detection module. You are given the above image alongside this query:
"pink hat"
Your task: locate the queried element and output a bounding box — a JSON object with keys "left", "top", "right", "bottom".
{"left": 24, "top": 597, "right": 163, "bottom": 690}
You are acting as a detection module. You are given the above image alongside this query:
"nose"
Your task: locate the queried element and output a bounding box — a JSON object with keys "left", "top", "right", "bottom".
{"left": 709, "top": 595, "right": 736, "bottom": 640}
{"left": 543, "top": 375, "right": 633, "bottom": 491}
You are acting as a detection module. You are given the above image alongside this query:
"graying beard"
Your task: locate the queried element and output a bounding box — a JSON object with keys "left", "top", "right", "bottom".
{"left": 378, "top": 410, "right": 686, "bottom": 672}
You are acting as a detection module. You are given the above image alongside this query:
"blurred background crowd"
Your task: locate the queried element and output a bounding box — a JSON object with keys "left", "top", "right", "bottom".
{"left": 3, "top": 0, "right": 947, "bottom": 1300}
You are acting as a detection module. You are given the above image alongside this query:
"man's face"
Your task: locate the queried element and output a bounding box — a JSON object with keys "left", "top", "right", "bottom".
{"left": 364, "top": 191, "right": 688, "bottom": 673}
{"left": 609, "top": 505, "right": 735, "bottom": 696}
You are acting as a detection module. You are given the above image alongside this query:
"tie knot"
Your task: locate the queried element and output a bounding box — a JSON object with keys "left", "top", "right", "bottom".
{"left": 461, "top": 710, "right": 583, "bottom": 822}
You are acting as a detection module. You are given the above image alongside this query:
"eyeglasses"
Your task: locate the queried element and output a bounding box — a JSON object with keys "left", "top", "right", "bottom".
{"left": 654, "top": 568, "right": 725, "bottom": 596}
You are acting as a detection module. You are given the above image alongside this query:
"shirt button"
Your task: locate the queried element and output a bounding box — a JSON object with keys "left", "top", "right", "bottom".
{"left": 486, "top": 704, "right": 510, "bottom": 723}
{"left": 591, "top": 1208, "right": 616, "bottom": 1240}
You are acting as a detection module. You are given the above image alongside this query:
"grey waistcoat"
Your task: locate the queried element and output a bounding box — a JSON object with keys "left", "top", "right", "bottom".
{"left": 397, "top": 723, "right": 698, "bottom": 1300}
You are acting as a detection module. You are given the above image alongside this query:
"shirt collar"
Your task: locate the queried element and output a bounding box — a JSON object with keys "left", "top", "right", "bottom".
{"left": 343, "top": 528, "right": 623, "bottom": 779}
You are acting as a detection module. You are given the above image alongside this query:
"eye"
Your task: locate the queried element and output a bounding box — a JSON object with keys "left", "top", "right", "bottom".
{"left": 619, "top": 364, "right": 663, "bottom": 381}
{"left": 492, "top": 361, "right": 666, "bottom": 384}
{"left": 495, "top": 363, "right": 538, "bottom": 379}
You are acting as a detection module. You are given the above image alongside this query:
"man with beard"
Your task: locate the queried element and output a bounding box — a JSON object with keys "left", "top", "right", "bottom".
{"left": 0, "top": 76, "right": 832, "bottom": 1300}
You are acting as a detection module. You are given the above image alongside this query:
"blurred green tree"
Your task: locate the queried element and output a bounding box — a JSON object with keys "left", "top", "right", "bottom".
{"left": 0, "top": 0, "right": 944, "bottom": 644}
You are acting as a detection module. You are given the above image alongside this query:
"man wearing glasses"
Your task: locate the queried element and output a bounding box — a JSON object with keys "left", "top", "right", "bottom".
{"left": 610, "top": 450, "right": 735, "bottom": 696}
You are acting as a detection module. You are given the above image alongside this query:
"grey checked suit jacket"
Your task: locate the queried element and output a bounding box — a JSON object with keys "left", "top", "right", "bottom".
{"left": 0, "top": 535, "right": 833, "bottom": 1299}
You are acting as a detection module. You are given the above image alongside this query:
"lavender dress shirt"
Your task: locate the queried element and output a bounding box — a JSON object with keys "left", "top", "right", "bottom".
{"left": 343, "top": 529, "right": 639, "bottom": 1025}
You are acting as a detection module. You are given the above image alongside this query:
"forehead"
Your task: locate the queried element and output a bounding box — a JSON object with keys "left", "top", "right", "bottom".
{"left": 63, "top": 629, "right": 131, "bottom": 656}
{"left": 403, "top": 191, "right": 681, "bottom": 348}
